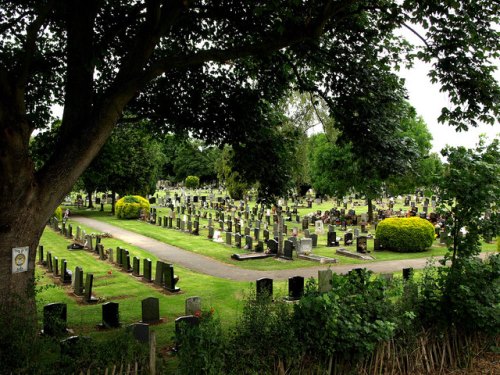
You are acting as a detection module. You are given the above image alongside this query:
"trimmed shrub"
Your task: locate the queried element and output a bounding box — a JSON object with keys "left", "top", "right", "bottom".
{"left": 115, "top": 195, "right": 150, "bottom": 220}
{"left": 376, "top": 217, "right": 434, "bottom": 252}
{"left": 185, "top": 175, "right": 200, "bottom": 189}
{"left": 53, "top": 206, "right": 63, "bottom": 221}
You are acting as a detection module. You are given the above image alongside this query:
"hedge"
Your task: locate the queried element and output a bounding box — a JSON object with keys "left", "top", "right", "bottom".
{"left": 375, "top": 217, "right": 434, "bottom": 252}
{"left": 115, "top": 195, "right": 150, "bottom": 220}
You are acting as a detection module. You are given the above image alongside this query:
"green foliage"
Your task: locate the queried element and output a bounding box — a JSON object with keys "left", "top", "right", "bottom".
{"left": 418, "top": 255, "right": 500, "bottom": 336}
{"left": 438, "top": 137, "right": 500, "bottom": 260}
{"left": 53, "top": 206, "right": 63, "bottom": 221}
{"left": 184, "top": 175, "right": 200, "bottom": 189}
{"left": 175, "top": 311, "right": 226, "bottom": 375}
{"left": 115, "top": 195, "right": 150, "bottom": 220}
{"left": 376, "top": 218, "right": 435, "bottom": 252}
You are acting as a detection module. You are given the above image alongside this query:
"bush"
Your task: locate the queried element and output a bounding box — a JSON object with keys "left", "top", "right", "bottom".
{"left": 376, "top": 217, "right": 434, "bottom": 252}
{"left": 115, "top": 195, "right": 150, "bottom": 219}
{"left": 53, "top": 206, "right": 63, "bottom": 221}
{"left": 185, "top": 176, "right": 200, "bottom": 189}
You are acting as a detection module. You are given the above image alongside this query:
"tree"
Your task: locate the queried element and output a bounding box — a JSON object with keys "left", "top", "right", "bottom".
{"left": 0, "top": 1, "right": 498, "bottom": 321}
{"left": 437, "top": 137, "right": 500, "bottom": 261}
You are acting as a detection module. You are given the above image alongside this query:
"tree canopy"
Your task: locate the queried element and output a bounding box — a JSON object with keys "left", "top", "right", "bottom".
{"left": 0, "top": 0, "right": 499, "bottom": 320}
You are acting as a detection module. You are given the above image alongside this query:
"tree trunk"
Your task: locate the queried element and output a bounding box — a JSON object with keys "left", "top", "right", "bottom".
{"left": 87, "top": 189, "right": 94, "bottom": 208}
{"left": 111, "top": 190, "right": 116, "bottom": 215}
{"left": 367, "top": 198, "right": 373, "bottom": 223}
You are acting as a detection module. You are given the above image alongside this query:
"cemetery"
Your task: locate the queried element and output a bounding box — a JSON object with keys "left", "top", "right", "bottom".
{"left": 1, "top": 2, "right": 499, "bottom": 374}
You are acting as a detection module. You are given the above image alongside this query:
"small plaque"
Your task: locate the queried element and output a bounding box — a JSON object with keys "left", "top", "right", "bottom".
{"left": 12, "top": 246, "right": 29, "bottom": 273}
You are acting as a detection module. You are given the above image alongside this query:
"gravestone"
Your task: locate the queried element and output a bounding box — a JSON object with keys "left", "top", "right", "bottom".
{"left": 43, "top": 303, "right": 67, "bottom": 336}
{"left": 143, "top": 258, "right": 152, "bottom": 282}
{"left": 303, "top": 229, "right": 310, "bottom": 238}
{"left": 310, "top": 233, "right": 318, "bottom": 247}
{"left": 175, "top": 316, "right": 200, "bottom": 348}
{"left": 256, "top": 278, "right": 273, "bottom": 300}
{"left": 101, "top": 302, "right": 120, "bottom": 328}
{"left": 255, "top": 240, "right": 264, "bottom": 252}
{"left": 315, "top": 220, "right": 324, "bottom": 234}
{"left": 60, "top": 260, "right": 72, "bottom": 284}
{"left": 298, "top": 238, "right": 313, "bottom": 254}
{"left": 192, "top": 220, "right": 199, "bottom": 235}
{"left": 318, "top": 270, "right": 333, "bottom": 293}
{"left": 127, "top": 323, "right": 149, "bottom": 344}
{"left": 253, "top": 228, "right": 260, "bottom": 241}
{"left": 301, "top": 218, "right": 308, "bottom": 230}
{"left": 98, "top": 244, "right": 106, "bottom": 260}
{"left": 154, "top": 261, "right": 166, "bottom": 285}
{"left": 402, "top": 267, "right": 413, "bottom": 281}
{"left": 84, "top": 273, "right": 98, "bottom": 303}
{"left": 208, "top": 226, "right": 214, "bottom": 239}
{"left": 132, "top": 256, "right": 140, "bottom": 276}
{"left": 283, "top": 240, "right": 293, "bottom": 260}
{"left": 267, "top": 239, "right": 278, "bottom": 254}
{"left": 288, "top": 276, "right": 304, "bottom": 300}
{"left": 185, "top": 296, "right": 202, "bottom": 316}
{"left": 38, "top": 245, "right": 44, "bottom": 265}
{"left": 164, "top": 264, "right": 180, "bottom": 292}
{"left": 47, "top": 251, "right": 54, "bottom": 273}
{"left": 374, "top": 238, "right": 382, "bottom": 251}
{"left": 327, "top": 231, "right": 339, "bottom": 247}
{"left": 116, "top": 247, "right": 122, "bottom": 265}
{"left": 234, "top": 233, "right": 242, "bottom": 248}
{"left": 225, "top": 231, "right": 232, "bottom": 246}
{"left": 73, "top": 267, "right": 84, "bottom": 296}
{"left": 53, "top": 256, "right": 59, "bottom": 277}
{"left": 263, "top": 229, "right": 270, "bottom": 242}
{"left": 354, "top": 228, "right": 360, "bottom": 238}
{"left": 344, "top": 232, "right": 353, "bottom": 245}
{"left": 244, "top": 235, "right": 253, "bottom": 250}
{"left": 356, "top": 236, "right": 368, "bottom": 253}
{"left": 141, "top": 297, "right": 160, "bottom": 324}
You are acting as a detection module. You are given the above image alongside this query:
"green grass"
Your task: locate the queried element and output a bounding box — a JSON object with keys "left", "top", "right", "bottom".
{"left": 37, "top": 227, "right": 291, "bottom": 349}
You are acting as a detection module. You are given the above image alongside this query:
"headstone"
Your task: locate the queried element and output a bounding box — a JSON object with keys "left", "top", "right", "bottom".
{"left": 225, "top": 231, "right": 232, "bottom": 246}
{"left": 256, "top": 278, "right": 273, "bottom": 300}
{"left": 283, "top": 240, "right": 293, "bottom": 260}
{"left": 344, "top": 232, "right": 353, "bottom": 245}
{"left": 402, "top": 267, "right": 413, "bottom": 281}
{"left": 267, "top": 239, "right": 278, "bottom": 254}
{"left": 315, "top": 220, "right": 324, "bottom": 234}
{"left": 165, "top": 264, "right": 180, "bottom": 292}
{"left": 356, "top": 236, "right": 368, "bottom": 253}
{"left": 43, "top": 303, "right": 67, "bottom": 336}
{"left": 98, "top": 244, "right": 106, "bottom": 260}
{"left": 303, "top": 229, "right": 310, "bottom": 238}
{"left": 255, "top": 240, "right": 264, "bottom": 252}
{"left": 47, "top": 252, "right": 53, "bottom": 272}
{"left": 60, "top": 260, "right": 72, "bottom": 284}
{"left": 374, "top": 238, "right": 382, "bottom": 251}
{"left": 73, "top": 267, "right": 84, "bottom": 296}
{"left": 154, "top": 261, "right": 165, "bottom": 285}
{"left": 84, "top": 273, "right": 98, "bottom": 303}
{"left": 116, "top": 247, "right": 122, "bottom": 265}
{"left": 101, "top": 302, "right": 120, "bottom": 328}
{"left": 318, "top": 269, "right": 332, "bottom": 293}
{"left": 298, "top": 238, "right": 313, "bottom": 254}
{"left": 288, "top": 276, "right": 304, "bottom": 300}
{"left": 208, "top": 225, "right": 214, "bottom": 239}
{"left": 244, "top": 235, "right": 253, "bottom": 250}
{"left": 143, "top": 258, "right": 152, "bottom": 282}
{"left": 301, "top": 218, "right": 308, "bottom": 230}
{"left": 132, "top": 256, "right": 140, "bottom": 276}
{"left": 310, "top": 233, "right": 318, "bottom": 247}
{"left": 234, "top": 233, "right": 242, "bottom": 248}
{"left": 53, "top": 256, "right": 59, "bottom": 277}
{"left": 327, "top": 231, "right": 338, "bottom": 247}
{"left": 38, "top": 245, "right": 44, "bottom": 265}
{"left": 185, "top": 296, "right": 202, "bottom": 316}
{"left": 141, "top": 297, "right": 161, "bottom": 324}
{"left": 127, "top": 323, "right": 149, "bottom": 344}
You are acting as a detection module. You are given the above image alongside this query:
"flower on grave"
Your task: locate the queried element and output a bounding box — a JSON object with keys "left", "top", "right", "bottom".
{"left": 107, "top": 270, "right": 112, "bottom": 275}
{"left": 194, "top": 310, "right": 202, "bottom": 318}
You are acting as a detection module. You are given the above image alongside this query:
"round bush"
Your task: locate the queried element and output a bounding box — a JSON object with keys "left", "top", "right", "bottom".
{"left": 185, "top": 176, "right": 200, "bottom": 189}
{"left": 115, "top": 195, "right": 150, "bottom": 220}
{"left": 53, "top": 206, "right": 63, "bottom": 221}
{"left": 375, "top": 217, "right": 434, "bottom": 252}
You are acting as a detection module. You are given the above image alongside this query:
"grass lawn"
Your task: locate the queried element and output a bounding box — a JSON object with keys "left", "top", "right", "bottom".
{"left": 36, "top": 227, "right": 291, "bottom": 350}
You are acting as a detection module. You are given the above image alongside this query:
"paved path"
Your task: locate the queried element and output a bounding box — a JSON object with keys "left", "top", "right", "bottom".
{"left": 73, "top": 216, "right": 488, "bottom": 282}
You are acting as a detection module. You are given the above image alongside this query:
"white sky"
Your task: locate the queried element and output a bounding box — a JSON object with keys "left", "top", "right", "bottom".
{"left": 399, "top": 61, "right": 499, "bottom": 154}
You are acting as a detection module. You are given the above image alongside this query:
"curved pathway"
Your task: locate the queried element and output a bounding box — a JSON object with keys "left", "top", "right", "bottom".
{"left": 73, "top": 216, "right": 490, "bottom": 282}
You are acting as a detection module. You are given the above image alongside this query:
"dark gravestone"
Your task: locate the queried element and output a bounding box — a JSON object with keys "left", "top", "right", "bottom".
{"left": 356, "top": 236, "right": 368, "bottom": 253}
{"left": 267, "top": 239, "right": 278, "bottom": 254}
{"left": 344, "top": 232, "right": 353, "bottom": 245}
{"left": 84, "top": 273, "right": 98, "bottom": 303}
{"left": 234, "top": 233, "right": 242, "bottom": 248}
{"left": 402, "top": 267, "right": 413, "bottom": 281}
{"left": 60, "top": 335, "right": 92, "bottom": 357}
{"left": 60, "top": 260, "right": 72, "bottom": 284}
{"left": 143, "top": 258, "right": 152, "bottom": 282}
{"left": 192, "top": 220, "right": 199, "bottom": 235}
{"left": 288, "top": 276, "right": 304, "bottom": 300}
{"left": 255, "top": 240, "right": 264, "bottom": 252}
{"left": 244, "top": 226, "right": 251, "bottom": 236}
{"left": 154, "top": 261, "right": 166, "bottom": 285}
{"left": 38, "top": 245, "right": 44, "bottom": 265}
{"left": 208, "top": 226, "right": 214, "bottom": 239}
{"left": 244, "top": 235, "right": 253, "bottom": 250}
{"left": 263, "top": 229, "right": 270, "bottom": 242}
{"left": 303, "top": 229, "right": 310, "bottom": 238}
{"left": 116, "top": 247, "right": 122, "bottom": 265}
{"left": 47, "top": 252, "right": 53, "bottom": 272}
{"left": 128, "top": 323, "right": 150, "bottom": 344}
{"left": 141, "top": 297, "right": 161, "bottom": 324}
{"left": 374, "top": 238, "right": 382, "bottom": 251}
{"left": 327, "top": 231, "right": 339, "bottom": 247}
{"left": 310, "top": 233, "right": 318, "bottom": 247}
{"left": 301, "top": 218, "right": 308, "bottom": 230}
{"left": 73, "top": 267, "right": 84, "bottom": 296}
{"left": 158, "top": 216, "right": 162, "bottom": 227}
{"left": 101, "top": 302, "right": 120, "bottom": 328}
{"left": 98, "top": 244, "right": 106, "bottom": 260}
{"left": 53, "top": 256, "right": 59, "bottom": 277}
{"left": 283, "top": 240, "right": 293, "bottom": 260}
{"left": 253, "top": 228, "right": 260, "bottom": 241}
{"left": 176, "top": 218, "right": 181, "bottom": 229}
{"left": 175, "top": 316, "right": 200, "bottom": 348}
{"left": 225, "top": 231, "right": 232, "bottom": 246}
{"left": 165, "top": 264, "right": 180, "bottom": 292}
{"left": 256, "top": 278, "right": 273, "bottom": 300}
{"left": 132, "top": 256, "right": 140, "bottom": 277}
{"left": 43, "top": 303, "right": 67, "bottom": 336}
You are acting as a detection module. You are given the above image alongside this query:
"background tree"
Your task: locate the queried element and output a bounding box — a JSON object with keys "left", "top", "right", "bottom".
{"left": 1, "top": 0, "right": 498, "bottom": 321}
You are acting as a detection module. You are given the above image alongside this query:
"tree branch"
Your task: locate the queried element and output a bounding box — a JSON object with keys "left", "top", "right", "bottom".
{"left": 402, "top": 22, "right": 430, "bottom": 48}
